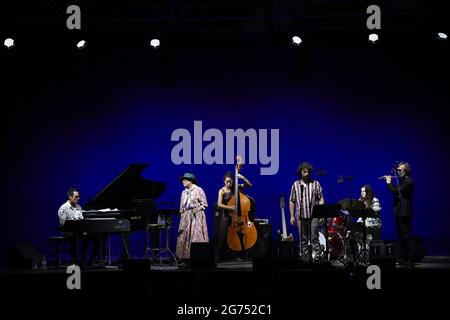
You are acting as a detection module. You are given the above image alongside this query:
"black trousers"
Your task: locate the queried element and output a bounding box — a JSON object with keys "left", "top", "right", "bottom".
{"left": 67, "top": 233, "right": 101, "bottom": 266}
{"left": 367, "top": 227, "right": 382, "bottom": 241}
{"left": 395, "top": 216, "right": 414, "bottom": 262}
{"left": 215, "top": 208, "right": 229, "bottom": 262}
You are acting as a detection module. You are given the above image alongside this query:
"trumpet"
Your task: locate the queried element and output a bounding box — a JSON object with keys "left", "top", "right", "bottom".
{"left": 378, "top": 175, "right": 400, "bottom": 180}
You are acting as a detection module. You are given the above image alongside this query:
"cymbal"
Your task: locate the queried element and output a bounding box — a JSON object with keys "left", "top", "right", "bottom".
{"left": 338, "top": 198, "right": 365, "bottom": 210}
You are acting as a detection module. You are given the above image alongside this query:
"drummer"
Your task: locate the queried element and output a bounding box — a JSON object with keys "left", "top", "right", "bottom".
{"left": 337, "top": 198, "right": 365, "bottom": 233}
{"left": 338, "top": 188, "right": 382, "bottom": 239}
{"left": 357, "top": 185, "right": 382, "bottom": 241}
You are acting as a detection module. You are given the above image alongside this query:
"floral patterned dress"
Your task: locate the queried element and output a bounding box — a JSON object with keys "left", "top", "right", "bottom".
{"left": 176, "top": 184, "right": 209, "bottom": 259}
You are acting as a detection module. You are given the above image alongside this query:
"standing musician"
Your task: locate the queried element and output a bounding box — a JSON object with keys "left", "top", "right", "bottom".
{"left": 216, "top": 171, "right": 253, "bottom": 261}
{"left": 289, "top": 162, "right": 325, "bottom": 261}
{"left": 380, "top": 162, "right": 415, "bottom": 267}
{"left": 176, "top": 173, "right": 209, "bottom": 268}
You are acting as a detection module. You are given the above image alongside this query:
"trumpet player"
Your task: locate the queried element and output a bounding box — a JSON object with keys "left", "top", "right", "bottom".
{"left": 380, "top": 162, "right": 415, "bottom": 267}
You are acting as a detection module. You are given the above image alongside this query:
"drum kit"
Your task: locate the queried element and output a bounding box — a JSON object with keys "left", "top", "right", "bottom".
{"left": 316, "top": 199, "right": 380, "bottom": 266}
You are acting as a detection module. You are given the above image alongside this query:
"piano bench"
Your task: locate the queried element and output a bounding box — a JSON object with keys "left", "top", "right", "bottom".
{"left": 47, "top": 236, "right": 71, "bottom": 268}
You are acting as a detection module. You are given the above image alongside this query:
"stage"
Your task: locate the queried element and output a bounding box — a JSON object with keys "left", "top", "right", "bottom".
{"left": 2, "top": 2, "right": 450, "bottom": 318}
{"left": 2, "top": 256, "right": 449, "bottom": 303}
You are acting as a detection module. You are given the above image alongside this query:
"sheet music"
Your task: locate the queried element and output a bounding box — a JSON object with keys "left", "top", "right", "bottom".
{"left": 82, "top": 208, "right": 119, "bottom": 212}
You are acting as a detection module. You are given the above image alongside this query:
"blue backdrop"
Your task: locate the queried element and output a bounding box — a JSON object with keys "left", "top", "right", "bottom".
{"left": 1, "top": 32, "right": 449, "bottom": 261}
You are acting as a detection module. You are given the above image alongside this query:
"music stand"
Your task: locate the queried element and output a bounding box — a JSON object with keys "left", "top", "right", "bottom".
{"left": 312, "top": 204, "right": 341, "bottom": 262}
{"left": 348, "top": 207, "right": 376, "bottom": 265}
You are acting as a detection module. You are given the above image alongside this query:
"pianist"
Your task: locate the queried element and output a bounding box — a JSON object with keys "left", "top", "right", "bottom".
{"left": 58, "top": 188, "right": 101, "bottom": 267}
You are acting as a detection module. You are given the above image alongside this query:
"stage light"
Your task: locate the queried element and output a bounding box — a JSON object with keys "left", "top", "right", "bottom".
{"left": 4, "top": 38, "right": 15, "bottom": 49}
{"left": 76, "top": 40, "right": 87, "bottom": 49}
{"left": 368, "top": 33, "right": 379, "bottom": 43}
{"left": 291, "top": 36, "right": 302, "bottom": 46}
{"left": 150, "top": 39, "right": 160, "bottom": 49}
{"left": 437, "top": 32, "right": 448, "bottom": 41}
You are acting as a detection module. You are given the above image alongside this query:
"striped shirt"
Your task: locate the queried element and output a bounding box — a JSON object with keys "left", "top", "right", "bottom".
{"left": 290, "top": 179, "right": 323, "bottom": 219}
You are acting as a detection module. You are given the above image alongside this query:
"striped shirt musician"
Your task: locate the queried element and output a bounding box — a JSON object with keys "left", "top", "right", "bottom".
{"left": 289, "top": 162, "right": 325, "bottom": 259}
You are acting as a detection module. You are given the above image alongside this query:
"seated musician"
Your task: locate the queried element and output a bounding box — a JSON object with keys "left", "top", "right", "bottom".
{"left": 357, "top": 184, "right": 382, "bottom": 242}
{"left": 58, "top": 188, "right": 101, "bottom": 267}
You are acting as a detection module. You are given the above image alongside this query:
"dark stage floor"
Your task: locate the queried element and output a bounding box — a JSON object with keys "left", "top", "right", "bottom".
{"left": 2, "top": 256, "right": 449, "bottom": 304}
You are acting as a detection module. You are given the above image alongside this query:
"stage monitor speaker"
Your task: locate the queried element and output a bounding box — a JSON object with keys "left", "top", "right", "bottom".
{"left": 275, "top": 241, "right": 297, "bottom": 257}
{"left": 191, "top": 242, "right": 216, "bottom": 270}
{"left": 8, "top": 243, "right": 42, "bottom": 269}
{"left": 248, "top": 222, "right": 272, "bottom": 258}
{"left": 369, "top": 240, "right": 396, "bottom": 269}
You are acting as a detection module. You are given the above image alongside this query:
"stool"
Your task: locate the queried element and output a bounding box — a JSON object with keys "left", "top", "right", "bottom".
{"left": 145, "top": 224, "right": 165, "bottom": 258}
{"left": 145, "top": 223, "right": 177, "bottom": 266}
{"left": 48, "top": 236, "right": 70, "bottom": 267}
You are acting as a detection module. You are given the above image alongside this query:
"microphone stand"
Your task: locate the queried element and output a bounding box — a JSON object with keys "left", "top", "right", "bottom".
{"left": 300, "top": 184, "right": 310, "bottom": 263}
{"left": 346, "top": 176, "right": 356, "bottom": 266}
{"left": 391, "top": 167, "right": 404, "bottom": 263}
{"left": 391, "top": 167, "right": 403, "bottom": 207}
{"left": 361, "top": 209, "right": 368, "bottom": 265}
{"left": 340, "top": 175, "right": 358, "bottom": 266}
{"left": 299, "top": 183, "right": 311, "bottom": 263}
{"left": 298, "top": 190, "right": 303, "bottom": 262}
{"left": 306, "top": 185, "right": 313, "bottom": 264}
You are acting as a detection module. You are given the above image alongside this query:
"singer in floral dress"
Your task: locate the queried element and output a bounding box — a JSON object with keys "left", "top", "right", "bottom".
{"left": 176, "top": 173, "right": 209, "bottom": 261}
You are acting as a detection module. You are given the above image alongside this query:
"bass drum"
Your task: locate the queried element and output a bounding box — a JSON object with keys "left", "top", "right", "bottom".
{"left": 319, "top": 232, "right": 345, "bottom": 260}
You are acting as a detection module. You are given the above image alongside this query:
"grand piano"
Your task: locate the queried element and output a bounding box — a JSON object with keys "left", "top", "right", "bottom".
{"left": 62, "top": 164, "right": 166, "bottom": 232}
{"left": 60, "top": 164, "right": 169, "bottom": 263}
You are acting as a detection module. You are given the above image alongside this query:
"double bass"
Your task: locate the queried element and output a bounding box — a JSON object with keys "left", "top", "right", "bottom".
{"left": 227, "top": 155, "right": 258, "bottom": 251}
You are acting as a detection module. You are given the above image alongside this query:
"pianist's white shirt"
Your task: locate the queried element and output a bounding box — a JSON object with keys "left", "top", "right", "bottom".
{"left": 58, "top": 201, "right": 84, "bottom": 226}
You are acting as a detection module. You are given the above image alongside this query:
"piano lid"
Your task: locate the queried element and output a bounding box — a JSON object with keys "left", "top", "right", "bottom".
{"left": 84, "top": 164, "right": 166, "bottom": 210}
